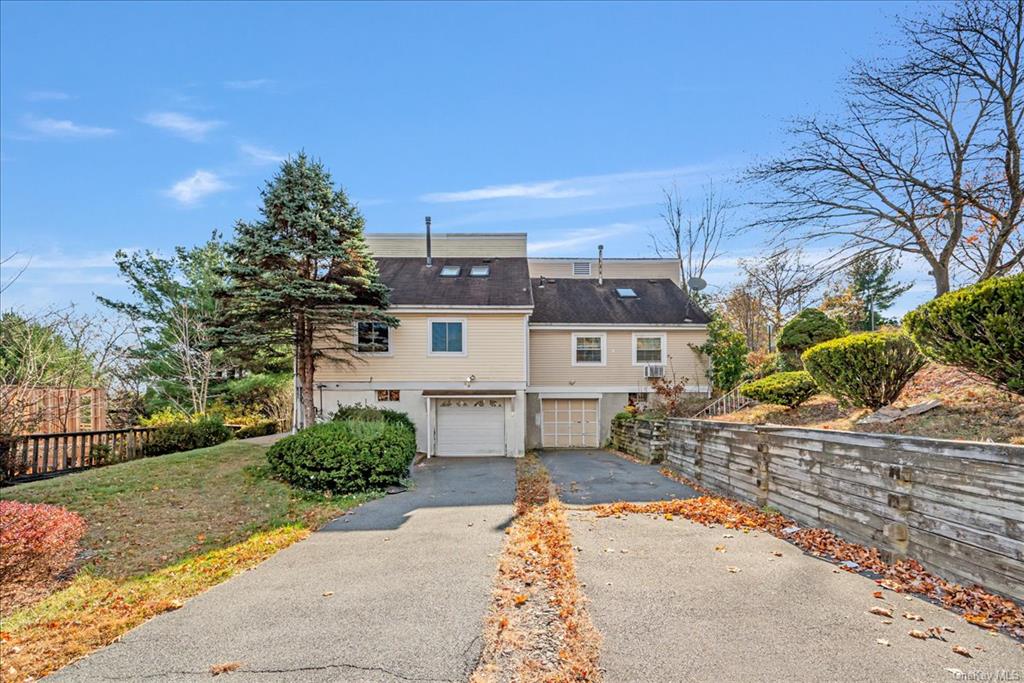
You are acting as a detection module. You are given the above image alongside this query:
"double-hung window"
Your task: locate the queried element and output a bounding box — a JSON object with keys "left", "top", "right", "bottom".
{"left": 572, "top": 333, "right": 606, "bottom": 366}
{"left": 356, "top": 322, "right": 390, "bottom": 354}
{"left": 633, "top": 334, "right": 665, "bottom": 365}
{"left": 429, "top": 319, "right": 466, "bottom": 355}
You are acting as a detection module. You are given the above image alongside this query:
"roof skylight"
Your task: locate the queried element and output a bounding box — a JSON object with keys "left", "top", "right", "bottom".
{"left": 439, "top": 265, "right": 461, "bottom": 277}
{"left": 616, "top": 287, "right": 637, "bottom": 298}
{"left": 469, "top": 265, "right": 490, "bottom": 277}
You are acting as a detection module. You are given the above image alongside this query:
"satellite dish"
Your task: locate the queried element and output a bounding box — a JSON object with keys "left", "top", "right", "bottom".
{"left": 687, "top": 276, "right": 707, "bottom": 292}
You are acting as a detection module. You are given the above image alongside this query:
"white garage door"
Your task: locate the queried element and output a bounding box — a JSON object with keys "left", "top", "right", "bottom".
{"left": 436, "top": 399, "right": 506, "bottom": 456}
{"left": 542, "top": 398, "right": 599, "bottom": 448}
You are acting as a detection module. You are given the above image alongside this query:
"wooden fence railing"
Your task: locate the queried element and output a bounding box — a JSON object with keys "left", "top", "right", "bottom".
{"left": 2, "top": 427, "right": 158, "bottom": 484}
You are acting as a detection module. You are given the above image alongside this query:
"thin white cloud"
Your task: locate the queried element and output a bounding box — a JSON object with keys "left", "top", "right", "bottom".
{"left": 23, "top": 116, "right": 115, "bottom": 138}
{"left": 528, "top": 225, "right": 634, "bottom": 255}
{"left": 164, "top": 170, "right": 229, "bottom": 206}
{"left": 143, "top": 111, "right": 223, "bottom": 141}
{"left": 239, "top": 143, "right": 285, "bottom": 165}
{"left": 225, "top": 78, "right": 274, "bottom": 90}
{"left": 26, "top": 90, "right": 72, "bottom": 101}
{"left": 423, "top": 182, "right": 595, "bottom": 203}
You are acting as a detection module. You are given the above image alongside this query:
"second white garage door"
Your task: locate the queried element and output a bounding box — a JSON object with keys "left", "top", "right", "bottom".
{"left": 541, "top": 398, "right": 599, "bottom": 448}
{"left": 435, "top": 399, "right": 506, "bottom": 456}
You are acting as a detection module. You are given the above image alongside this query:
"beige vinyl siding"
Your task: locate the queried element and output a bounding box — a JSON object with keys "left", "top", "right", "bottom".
{"left": 529, "top": 328, "right": 708, "bottom": 387}
{"left": 365, "top": 233, "right": 527, "bottom": 257}
{"left": 528, "top": 259, "right": 680, "bottom": 282}
{"left": 317, "top": 312, "right": 528, "bottom": 382}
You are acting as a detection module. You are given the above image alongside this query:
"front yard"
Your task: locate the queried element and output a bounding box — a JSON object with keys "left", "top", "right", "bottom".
{"left": 0, "top": 440, "right": 377, "bottom": 680}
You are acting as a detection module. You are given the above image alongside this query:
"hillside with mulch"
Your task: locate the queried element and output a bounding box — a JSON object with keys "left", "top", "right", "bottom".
{"left": 712, "top": 364, "right": 1024, "bottom": 445}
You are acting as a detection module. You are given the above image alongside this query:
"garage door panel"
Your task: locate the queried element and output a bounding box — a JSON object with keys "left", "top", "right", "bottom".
{"left": 436, "top": 400, "right": 506, "bottom": 456}
{"left": 541, "top": 398, "right": 599, "bottom": 448}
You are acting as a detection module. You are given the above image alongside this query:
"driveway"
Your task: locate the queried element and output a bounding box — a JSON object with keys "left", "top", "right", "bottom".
{"left": 54, "top": 457, "right": 516, "bottom": 682}
{"left": 544, "top": 450, "right": 1024, "bottom": 682}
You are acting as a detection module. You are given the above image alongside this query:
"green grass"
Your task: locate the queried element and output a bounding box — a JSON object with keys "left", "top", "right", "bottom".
{"left": 1, "top": 440, "right": 378, "bottom": 579}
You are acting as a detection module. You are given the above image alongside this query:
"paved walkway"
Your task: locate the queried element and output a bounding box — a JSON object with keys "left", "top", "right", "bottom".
{"left": 54, "top": 457, "right": 516, "bottom": 682}
{"left": 544, "top": 451, "right": 1024, "bottom": 682}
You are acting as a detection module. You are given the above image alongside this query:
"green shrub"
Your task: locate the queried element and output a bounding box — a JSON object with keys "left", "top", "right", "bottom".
{"left": 267, "top": 420, "right": 416, "bottom": 494}
{"left": 138, "top": 408, "right": 191, "bottom": 427}
{"left": 904, "top": 274, "right": 1024, "bottom": 396}
{"left": 741, "top": 351, "right": 784, "bottom": 382}
{"left": 694, "top": 315, "right": 749, "bottom": 391}
{"left": 234, "top": 419, "right": 279, "bottom": 439}
{"left": 739, "top": 371, "right": 818, "bottom": 407}
{"left": 802, "top": 331, "right": 924, "bottom": 409}
{"left": 143, "top": 416, "right": 233, "bottom": 457}
{"left": 613, "top": 411, "right": 636, "bottom": 421}
{"left": 331, "top": 404, "right": 415, "bottom": 433}
{"left": 778, "top": 309, "right": 846, "bottom": 367}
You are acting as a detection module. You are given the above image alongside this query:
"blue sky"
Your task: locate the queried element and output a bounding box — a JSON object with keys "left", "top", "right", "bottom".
{"left": 1, "top": 1, "right": 934, "bottom": 313}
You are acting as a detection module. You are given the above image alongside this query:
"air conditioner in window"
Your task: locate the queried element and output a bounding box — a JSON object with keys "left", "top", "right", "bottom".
{"left": 644, "top": 364, "right": 665, "bottom": 379}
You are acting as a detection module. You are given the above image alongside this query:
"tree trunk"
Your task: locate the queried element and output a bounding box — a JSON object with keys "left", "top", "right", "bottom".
{"left": 932, "top": 263, "right": 950, "bottom": 297}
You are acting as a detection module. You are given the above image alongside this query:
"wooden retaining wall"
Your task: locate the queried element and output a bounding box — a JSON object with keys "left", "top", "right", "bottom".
{"left": 609, "top": 418, "right": 667, "bottom": 464}
{"left": 663, "top": 418, "right": 1024, "bottom": 602}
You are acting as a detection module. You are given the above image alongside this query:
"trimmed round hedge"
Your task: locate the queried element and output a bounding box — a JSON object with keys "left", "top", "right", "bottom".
{"left": 739, "top": 370, "right": 818, "bottom": 407}
{"left": 778, "top": 309, "right": 846, "bottom": 368}
{"left": 802, "top": 331, "right": 924, "bottom": 409}
{"left": 904, "top": 274, "right": 1023, "bottom": 396}
{"left": 267, "top": 419, "right": 415, "bottom": 494}
{"left": 142, "top": 416, "right": 233, "bottom": 457}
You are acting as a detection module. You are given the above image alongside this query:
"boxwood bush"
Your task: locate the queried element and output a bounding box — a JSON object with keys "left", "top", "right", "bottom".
{"left": 739, "top": 371, "right": 818, "bottom": 407}
{"left": 904, "top": 274, "right": 1024, "bottom": 396}
{"left": 267, "top": 419, "right": 416, "bottom": 494}
{"left": 234, "top": 418, "right": 279, "bottom": 439}
{"left": 142, "top": 416, "right": 233, "bottom": 457}
{"left": 778, "top": 309, "right": 846, "bottom": 368}
{"left": 802, "top": 331, "right": 924, "bottom": 409}
{"left": 331, "top": 404, "right": 416, "bottom": 433}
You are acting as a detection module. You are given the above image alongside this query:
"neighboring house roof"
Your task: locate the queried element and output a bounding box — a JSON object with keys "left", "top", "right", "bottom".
{"left": 529, "top": 278, "right": 711, "bottom": 325}
{"left": 376, "top": 257, "right": 534, "bottom": 307}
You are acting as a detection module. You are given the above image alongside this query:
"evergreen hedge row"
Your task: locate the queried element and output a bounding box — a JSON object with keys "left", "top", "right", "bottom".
{"left": 904, "top": 274, "right": 1023, "bottom": 396}
{"left": 802, "top": 331, "right": 924, "bottom": 409}
{"left": 739, "top": 370, "right": 818, "bottom": 407}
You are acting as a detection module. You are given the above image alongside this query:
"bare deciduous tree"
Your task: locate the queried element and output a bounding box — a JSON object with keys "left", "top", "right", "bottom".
{"left": 739, "top": 250, "right": 821, "bottom": 340}
{"left": 717, "top": 283, "right": 771, "bottom": 351}
{"left": 746, "top": 0, "right": 1023, "bottom": 296}
{"left": 164, "top": 302, "right": 215, "bottom": 415}
{"left": 650, "top": 181, "right": 729, "bottom": 296}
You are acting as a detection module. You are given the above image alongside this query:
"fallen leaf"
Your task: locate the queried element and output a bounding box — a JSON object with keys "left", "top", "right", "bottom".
{"left": 909, "top": 630, "right": 929, "bottom": 640}
{"left": 722, "top": 534, "right": 734, "bottom": 538}
{"left": 951, "top": 645, "right": 972, "bottom": 658}
{"left": 902, "top": 612, "right": 924, "bottom": 621}
{"left": 771, "top": 551, "right": 783, "bottom": 557}
{"left": 869, "top": 607, "right": 893, "bottom": 618}
{"left": 211, "top": 661, "right": 242, "bottom": 676}
{"left": 876, "top": 638, "right": 891, "bottom": 647}
{"left": 664, "top": 513, "right": 673, "bottom": 521}
{"left": 514, "top": 594, "right": 528, "bottom": 606}
{"left": 714, "top": 544, "right": 727, "bottom": 553}
{"left": 322, "top": 591, "right": 334, "bottom": 597}
{"left": 873, "top": 591, "right": 884, "bottom": 599}
{"left": 882, "top": 620, "right": 893, "bottom": 625}
{"left": 726, "top": 566, "right": 741, "bottom": 573}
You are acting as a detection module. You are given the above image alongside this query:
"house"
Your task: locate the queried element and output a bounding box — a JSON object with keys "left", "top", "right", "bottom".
{"left": 312, "top": 231, "right": 711, "bottom": 456}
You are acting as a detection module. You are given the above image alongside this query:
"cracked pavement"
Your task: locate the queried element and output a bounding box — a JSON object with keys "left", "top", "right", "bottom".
{"left": 51, "top": 457, "right": 515, "bottom": 682}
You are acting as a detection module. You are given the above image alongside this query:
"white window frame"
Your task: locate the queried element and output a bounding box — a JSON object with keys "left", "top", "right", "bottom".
{"left": 632, "top": 332, "right": 667, "bottom": 366}
{"left": 427, "top": 317, "right": 468, "bottom": 357}
{"left": 354, "top": 322, "right": 392, "bottom": 356}
{"left": 571, "top": 332, "right": 607, "bottom": 367}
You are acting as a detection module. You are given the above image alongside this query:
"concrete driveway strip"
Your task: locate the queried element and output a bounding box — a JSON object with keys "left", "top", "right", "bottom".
{"left": 53, "top": 457, "right": 516, "bottom": 683}
{"left": 547, "top": 450, "right": 1024, "bottom": 682}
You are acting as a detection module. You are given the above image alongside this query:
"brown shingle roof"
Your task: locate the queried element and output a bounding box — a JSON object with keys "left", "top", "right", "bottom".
{"left": 376, "top": 257, "right": 534, "bottom": 307}
{"left": 529, "top": 278, "right": 711, "bottom": 325}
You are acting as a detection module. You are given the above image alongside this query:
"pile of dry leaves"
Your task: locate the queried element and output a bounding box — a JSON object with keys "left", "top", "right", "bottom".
{"left": 473, "top": 457, "right": 601, "bottom": 683}
{"left": 590, "top": 468, "right": 1023, "bottom": 641}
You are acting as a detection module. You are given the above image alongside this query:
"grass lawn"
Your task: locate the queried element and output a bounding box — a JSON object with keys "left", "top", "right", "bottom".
{"left": 0, "top": 440, "right": 378, "bottom": 681}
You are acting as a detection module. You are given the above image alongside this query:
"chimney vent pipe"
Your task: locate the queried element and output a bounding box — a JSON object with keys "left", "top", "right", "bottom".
{"left": 425, "top": 216, "right": 432, "bottom": 267}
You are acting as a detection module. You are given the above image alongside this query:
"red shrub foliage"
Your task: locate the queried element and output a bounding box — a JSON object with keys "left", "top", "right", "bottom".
{"left": 0, "top": 500, "right": 87, "bottom": 610}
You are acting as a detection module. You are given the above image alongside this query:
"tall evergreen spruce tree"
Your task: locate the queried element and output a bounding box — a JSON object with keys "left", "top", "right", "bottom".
{"left": 217, "top": 153, "right": 393, "bottom": 428}
{"left": 848, "top": 253, "right": 912, "bottom": 329}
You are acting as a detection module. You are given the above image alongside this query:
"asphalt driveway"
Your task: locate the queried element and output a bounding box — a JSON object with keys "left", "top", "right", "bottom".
{"left": 53, "top": 457, "right": 516, "bottom": 682}
{"left": 546, "top": 450, "right": 1024, "bottom": 682}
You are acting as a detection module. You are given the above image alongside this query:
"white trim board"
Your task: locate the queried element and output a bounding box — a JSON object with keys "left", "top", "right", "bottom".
{"left": 530, "top": 323, "right": 707, "bottom": 330}
{"left": 527, "top": 385, "right": 708, "bottom": 394}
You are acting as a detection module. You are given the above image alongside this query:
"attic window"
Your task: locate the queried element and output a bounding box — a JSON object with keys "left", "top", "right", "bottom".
{"left": 469, "top": 265, "right": 490, "bottom": 277}
{"left": 572, "top": 262, "right": 592, "bottom": 276}
{"left": 616, "top": 288, "right": 637, "bottom": 298}
{"left": 440, "top": 265, "right": 461, "bottom": 277}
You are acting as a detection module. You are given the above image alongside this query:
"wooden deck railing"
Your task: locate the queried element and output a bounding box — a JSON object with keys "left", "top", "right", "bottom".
{"left": 2, "top": 427, "right": 158, "bottom": 484}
